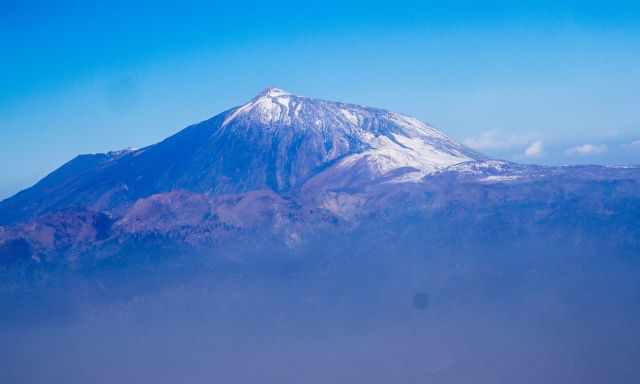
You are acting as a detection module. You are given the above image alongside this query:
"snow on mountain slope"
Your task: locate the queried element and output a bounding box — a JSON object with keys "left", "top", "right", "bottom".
{"left": 222, "top": 87, "right": 480, "bottom": 187}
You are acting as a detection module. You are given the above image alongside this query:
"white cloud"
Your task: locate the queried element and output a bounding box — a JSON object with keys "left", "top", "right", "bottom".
{"left": 631, "top": 140, "right": 640, "bottom": 148}
{"left": 463, "top": 130, "right": 531, "bottom": 151}
{"left": 565, "top": 144, "right": 608, "bottom": 156}
{"left": 524, "top": 140, "right": 543, "bottom": 157}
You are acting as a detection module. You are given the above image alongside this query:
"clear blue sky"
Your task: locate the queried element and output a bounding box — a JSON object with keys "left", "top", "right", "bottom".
{"left": 1, "top": 0, "right": 640, "bottom": 200}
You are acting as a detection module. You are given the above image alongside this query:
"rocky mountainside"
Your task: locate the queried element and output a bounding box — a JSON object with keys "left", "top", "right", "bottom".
{"left": 1, "top": 88, "right": 639, "bottom": 268}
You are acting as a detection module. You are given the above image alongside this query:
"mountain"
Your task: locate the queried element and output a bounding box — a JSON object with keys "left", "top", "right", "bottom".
{"left": 0, "top": 88, "right": 482, "bottom": 226}
{"left": 3, "top": 88, "right": 640, "bottom": 384}
{"left": 1, "top": 88, "right": 640, "bottom": 268}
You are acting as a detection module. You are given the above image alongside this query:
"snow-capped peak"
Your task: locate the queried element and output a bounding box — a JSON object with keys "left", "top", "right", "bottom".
{"left": 223, "top": 87, "right": 296, "bottom": 127}
{"left": 219, "top": 88, "right": 483, "bottom": 186}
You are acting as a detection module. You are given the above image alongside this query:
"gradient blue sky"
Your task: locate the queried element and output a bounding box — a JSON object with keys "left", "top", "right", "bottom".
{"left": 1, "top": 0, "right": 639, "bottom": 200}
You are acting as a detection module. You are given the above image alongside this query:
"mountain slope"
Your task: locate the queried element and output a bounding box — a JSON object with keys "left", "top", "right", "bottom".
{"left": 0, "top": 88, "right": 482, "bottom": 225}
{"left": 2, "top": 87, "right": 639, "bottom": 269}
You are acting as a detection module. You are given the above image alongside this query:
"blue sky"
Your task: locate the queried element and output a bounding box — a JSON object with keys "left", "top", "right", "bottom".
{"left": 1, "top": 1, "right": 640, "bottom": 200}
